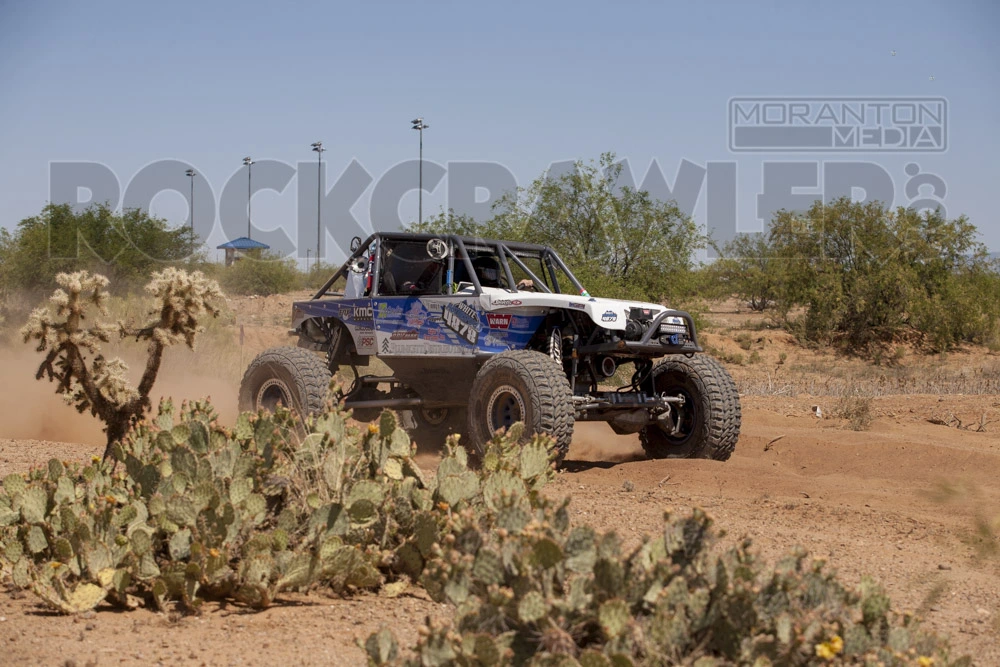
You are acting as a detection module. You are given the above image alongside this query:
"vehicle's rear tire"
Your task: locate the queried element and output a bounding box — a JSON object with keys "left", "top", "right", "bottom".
{"left": 639, "top": 354, "right": 740, "bottom": 461}
{"left": 238, "top": 346, "right": 332, "bottom": 419}
{"left": 466, "top": 350, "right": 574, "bottom": 465}
{"left": 402, "top": 407, "right": 467, "bottom": 450}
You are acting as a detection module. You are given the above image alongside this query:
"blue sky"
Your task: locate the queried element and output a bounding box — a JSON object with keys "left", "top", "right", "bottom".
{"left": 1, "top": 0, "right": 997, "bottom": 259}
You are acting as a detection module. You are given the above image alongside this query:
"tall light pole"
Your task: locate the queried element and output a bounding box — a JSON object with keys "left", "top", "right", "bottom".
{"left": 411, "top": 118, "right": 429, "bottom": 226}
{"left": 184, "top": 168, "right": 196, "bottom": 238}
{"left": 311, "top": 141, "right": 325, "bottom": 265}
{"left": 242, "top": 156, "right": 255, "bottom": 238}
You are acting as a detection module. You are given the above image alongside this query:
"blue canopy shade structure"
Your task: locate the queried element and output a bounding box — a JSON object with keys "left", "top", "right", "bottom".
{"left": 217, "top": 237, "right": 270, "bottom": 265}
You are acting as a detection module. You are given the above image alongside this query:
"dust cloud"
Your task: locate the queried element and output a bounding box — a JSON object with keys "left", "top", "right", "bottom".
{"left": 566, "top": 422, "right": 644, "bottom": 463}
{"left": 0, "top": 346, "right": 239, "bottom": 447}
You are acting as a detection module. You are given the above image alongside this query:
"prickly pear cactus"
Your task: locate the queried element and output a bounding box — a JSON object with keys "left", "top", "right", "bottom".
{"left": 0, "top": 394, "right": 431, "bottom": 613}
{"left": 364, "top": 437, "right": 961, "bottom": 667}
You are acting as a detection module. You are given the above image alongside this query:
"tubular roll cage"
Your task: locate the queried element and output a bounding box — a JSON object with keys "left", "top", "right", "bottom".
{"left": 311, "top": 232, "right": 589, "bottom": 300}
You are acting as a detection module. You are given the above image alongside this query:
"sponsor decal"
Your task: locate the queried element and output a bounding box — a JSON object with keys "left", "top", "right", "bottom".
{"left": 404, "top": 301, "right": 427, "bottom": 327}
{"left": 491, "top": 298, "right": 522, "bottom": 307}
{"left": 482, "top": 333, "right": 510, "bottom": 349}
{"left": 360, "top": 336, "right": 375, "bottom": 348}
{"left": 380, "top": 338, "right": 390, "bottom": 354}
{"left": 338, "top": 306, "right": 353, "bottom": 321}
{"left": 354, "top": 305, "right": 373, "bottom": 321}
{"left": 486, "top": 313, "right": 512, "bottom": 329}
{"left": 568, "top": 302, "right": 586, "bottom": 310}
{"left": 377, "top": 302, "right": 403, "bottom": 318}
{"left": 442, "top": 302, "right": 480, "bottom": 345}
{"left": 356, "top": 326, "right": 375, "bottom": 335}
{"left": 510, "top": 315, "right": 536, "bottom": 330}
{"left": 390, "top": 329, "right": 419, "bottom": 340}
{"left": 601, "top": 310, "right": 618, "bottom": 323}
{"left": 423, "top": 328, "right": 446, "bottom": 342}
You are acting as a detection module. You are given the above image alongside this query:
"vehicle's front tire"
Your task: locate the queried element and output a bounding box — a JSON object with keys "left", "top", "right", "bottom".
{"left": 639, "top": 354, "right": 740, "bottom": 461}
{"left": 238, "top": 346, "right": 332, "bottom": 418}
{"left": 466, "top": 350, "right": 574, "bottom": 465}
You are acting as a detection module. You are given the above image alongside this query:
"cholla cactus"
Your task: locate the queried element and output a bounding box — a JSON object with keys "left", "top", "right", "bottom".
{"left": 21, "top": 269, "right": 222, "bottom": 459}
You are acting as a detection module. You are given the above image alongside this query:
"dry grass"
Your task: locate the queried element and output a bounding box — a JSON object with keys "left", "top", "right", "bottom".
{"left": 735, "top": 358, "right": 1000, "bottom": 397}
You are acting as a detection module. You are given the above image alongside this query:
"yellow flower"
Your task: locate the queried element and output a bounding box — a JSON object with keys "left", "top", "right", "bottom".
{"left": 91, "top": 456, "right": 101, "bottom": 464}
{"left": 50, "top": 561, "right": 62, "bottom": 569}
{"left": 918, "top": 657, "right": 934, "bottom": 667}
{"left": 209, "top": 548, "right": 220, "bottom": 558}
{"left": 815, "top": 635, "right": 843, "bottom": 660}
{"left": 437, "top": 502, "right": 450, "bottom": 511}
{"left": 367, "top": 423, "right": 379, "bottom": 435}
{"left": 104, "top": 495, "right": 117, "bottom": 504}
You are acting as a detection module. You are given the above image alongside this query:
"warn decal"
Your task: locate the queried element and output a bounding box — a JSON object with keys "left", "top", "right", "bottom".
{"left": 486, "top": 313, "right": 512, "bottom": 329}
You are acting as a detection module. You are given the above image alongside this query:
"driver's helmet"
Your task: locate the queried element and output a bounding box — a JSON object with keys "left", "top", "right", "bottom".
{"left": 472, "top": 255, "right": 502, "bottom": 288}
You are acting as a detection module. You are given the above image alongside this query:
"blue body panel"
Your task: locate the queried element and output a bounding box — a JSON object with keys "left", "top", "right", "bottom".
{"left": 294, "top": 296, "right": 545, "bottom": 357}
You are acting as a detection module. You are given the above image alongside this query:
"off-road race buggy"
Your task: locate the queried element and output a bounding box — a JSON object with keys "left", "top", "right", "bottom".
{"left": 238, "top": 233, "right": 741, "bottom": 464}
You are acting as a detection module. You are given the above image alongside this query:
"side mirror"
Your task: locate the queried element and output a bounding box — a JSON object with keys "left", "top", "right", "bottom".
{"left": 349, "top": 256, "right": 369, "bottom": 274}
{"left": 350, "top": 236, "right": 362, "bottom": 252}
{"left": 426, "top": 238, "right": 448, "bottom": 260}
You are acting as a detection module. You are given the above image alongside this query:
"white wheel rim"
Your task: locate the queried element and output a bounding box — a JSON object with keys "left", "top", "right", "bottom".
{"left": 257, "top": 378, "right": 293, "bottom": 411}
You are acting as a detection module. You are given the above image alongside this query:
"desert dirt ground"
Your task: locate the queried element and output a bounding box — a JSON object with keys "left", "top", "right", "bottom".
{"left": 1, "top": 293, "right": 998, "bottom": 666}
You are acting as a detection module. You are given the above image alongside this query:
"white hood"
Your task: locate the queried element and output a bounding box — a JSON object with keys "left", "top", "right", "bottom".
{"left": 476, "top": 288, "right": 672, "bottom": 332}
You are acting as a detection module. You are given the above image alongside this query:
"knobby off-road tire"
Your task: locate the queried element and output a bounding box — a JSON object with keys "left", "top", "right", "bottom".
{"left": 639, "top": 354, "right": 741, "bottom": 461}
{"left": 467, "top": 350, "right": 574, "bottom": 465}
{"left": 238, "top": 346, "right": 332, "bottom": 419}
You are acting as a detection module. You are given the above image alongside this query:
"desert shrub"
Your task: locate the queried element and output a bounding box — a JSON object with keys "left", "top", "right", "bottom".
{"left": 835, "top": 392, "right": 874, "bottom": 431}
{"left": 219, "top": 251, "right": 300, "bottom": 296}
{"left": 767, "top": 198, "right": 1000, "bottom": 355}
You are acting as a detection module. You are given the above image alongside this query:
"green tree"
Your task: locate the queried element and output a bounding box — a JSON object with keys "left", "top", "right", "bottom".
{"left": 407, "top": 209, "right": 481, "bottom": 236}
{"left": 487, "top": 153, "right": 704, "bottom": 301}
{"left": 0, "top": 203, "right": 197, "bottom": 295}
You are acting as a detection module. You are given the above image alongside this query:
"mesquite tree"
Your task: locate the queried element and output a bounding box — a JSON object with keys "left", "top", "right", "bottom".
{"left": 21, "top": 268, "right": 222, "bottom": 458}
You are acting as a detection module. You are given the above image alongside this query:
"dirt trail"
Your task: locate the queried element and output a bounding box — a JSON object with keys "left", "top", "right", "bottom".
{"left": 1, "top": 395, "right": 998, "bottom": 665}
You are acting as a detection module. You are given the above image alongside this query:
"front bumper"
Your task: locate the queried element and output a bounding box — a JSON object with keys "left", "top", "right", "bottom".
{"left": 576, "top": 309, "right": 702, "bottom": 356}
